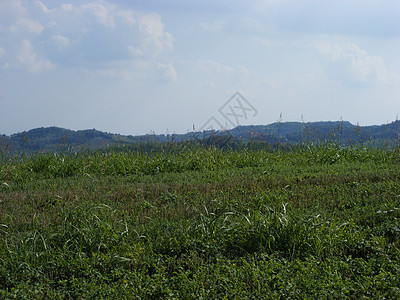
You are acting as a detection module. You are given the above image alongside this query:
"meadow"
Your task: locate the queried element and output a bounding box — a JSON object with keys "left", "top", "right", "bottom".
{"left": 0, "top": 143, "right": 400, "bottom": 299}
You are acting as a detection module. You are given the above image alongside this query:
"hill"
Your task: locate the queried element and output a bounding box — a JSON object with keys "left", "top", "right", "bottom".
{"left": 1, "top": 121, "right": 399, "bottom": 152}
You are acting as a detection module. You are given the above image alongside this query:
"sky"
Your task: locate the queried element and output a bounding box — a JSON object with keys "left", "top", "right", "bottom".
{"left": 0, "top": 0, "right": 399, "bottom": 136}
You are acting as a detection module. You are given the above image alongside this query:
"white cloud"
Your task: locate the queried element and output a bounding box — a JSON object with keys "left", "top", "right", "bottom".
{"left": 34, "top": 1, "right": 51, "bottom": 14}
{"left": 82, "top": 3, "right": 116, "bottom": 28}
{"left": 157, "top": 63, "right": 177, "bottom": 82}
{"left": 255, "top": 0, "right": 400, "bottom": 38}
{"left": 138, "top": 13, "right": 174, "bottom": 54}
{"left": 16, "top": 18, "right": 44, "bottom": 34}
{"left": 180, "top": 59, "right": 267, "bottom": 92}
{"left": 237, "top": 66, "right": 252, "bottom": 82}
{"left": 49, "top": 35, "right": 70, "bottom": 49}
{"left": 83, "top": 60, "right": 153, "bottom": 81}
{"left": 127, "top": 45, "right": 144, "bottom": 56}
{"left": 0, "top": 0, "right": 174, "bottom": 76}
{"left": 316, "top": 42, "right": 394, "bottom": 86}
{"left": 84, "top": 60, "right": 178, "bottom": 83}
{"left": 118, "top": 10, "right": 137, "bottom": 26}
{"left": 16, "top": 39, "right": 53, "bottom": 72}
{"left": 61, "top": 4, "right": 74, "bottom": 12}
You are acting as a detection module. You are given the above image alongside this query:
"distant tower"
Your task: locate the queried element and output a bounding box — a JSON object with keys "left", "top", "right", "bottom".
{"left": 278, "top": 112, "right": 283, "bottom": 123}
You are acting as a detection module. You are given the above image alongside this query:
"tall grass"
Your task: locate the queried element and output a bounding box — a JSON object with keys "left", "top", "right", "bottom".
{"left": 0, "top": 143, "right": 399, "bottom": 298}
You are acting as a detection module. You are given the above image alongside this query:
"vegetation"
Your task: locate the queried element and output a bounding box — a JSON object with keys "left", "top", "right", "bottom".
{"left": 2, "top": 120, "right": 399, "bottom": 152}
{"left": 1, "top": 142, "right": 400, "bottom": 298}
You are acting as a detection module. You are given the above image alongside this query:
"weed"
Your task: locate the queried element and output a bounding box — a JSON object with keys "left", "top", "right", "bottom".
{"left": 0, "top": 144, "right": 399, "bottom": 298}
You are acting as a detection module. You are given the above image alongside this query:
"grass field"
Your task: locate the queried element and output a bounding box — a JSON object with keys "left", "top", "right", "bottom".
{"left": 1, "top": 143, "right": 400, "bottom": 299}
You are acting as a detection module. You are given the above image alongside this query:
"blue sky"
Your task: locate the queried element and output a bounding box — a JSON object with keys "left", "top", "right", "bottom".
{"left": 0, "top": 0, "right": 399, "bottom": 135}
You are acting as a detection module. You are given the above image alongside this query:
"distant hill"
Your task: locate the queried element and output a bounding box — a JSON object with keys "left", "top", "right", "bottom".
{"left": 230, "top": 121, "right": 400, "bottom": 144}
{"left": 1, "top": 121, "right": 399, "bottom": 153}
{"left": 0, "top": 127, "right": 139, "bottom": 152}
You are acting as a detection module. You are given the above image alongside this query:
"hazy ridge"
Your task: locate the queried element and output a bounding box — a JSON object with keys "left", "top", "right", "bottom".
{"left": 1, "top": 120, "right": 399, "bottom": 152}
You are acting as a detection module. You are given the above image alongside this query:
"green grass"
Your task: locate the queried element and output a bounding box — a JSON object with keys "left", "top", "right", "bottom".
{"left": 1, "top": 143, "right": 400, "bottom": 298}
